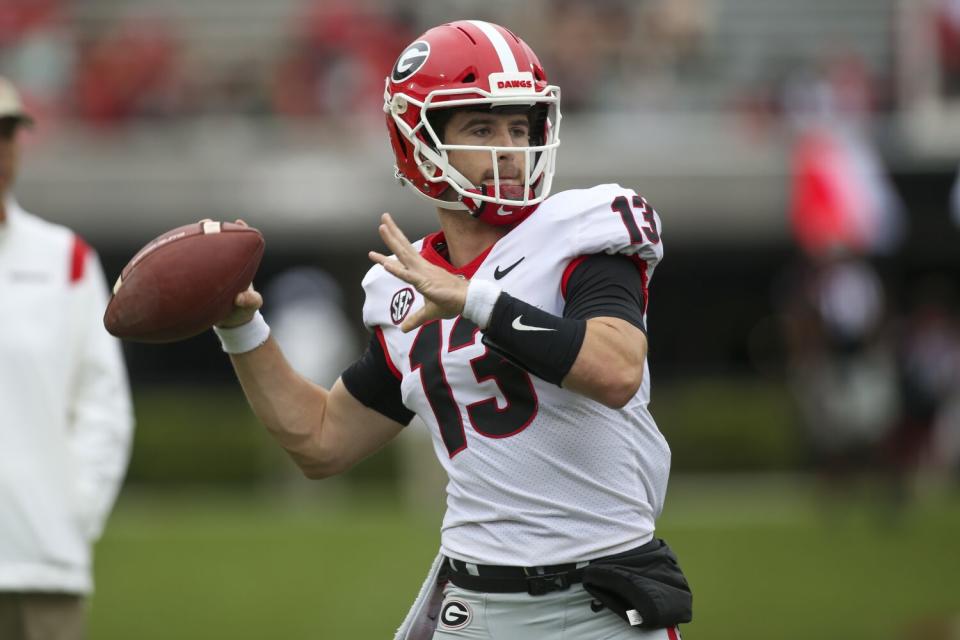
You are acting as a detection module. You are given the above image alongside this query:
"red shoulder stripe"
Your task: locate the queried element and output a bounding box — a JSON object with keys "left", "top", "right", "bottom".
{"left": 70, "top": 235, "right": 90, "bottom": 284}
{"left": 374, "top": 326, "right": 402, "bottom": 380}
{"left": 561, "top": 254, "right": 651, "bottom": 312}
{"left": 630, "top": 256, "right": 650, "bottom": 314}
{"left": 560, "top": 255, "right": 588, "bottom": 300}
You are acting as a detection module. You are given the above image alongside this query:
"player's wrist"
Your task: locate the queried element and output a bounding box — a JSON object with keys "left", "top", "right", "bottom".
{"left": 462, "top": 279, "right": 502, "bottom": 329}
{"left": 213, "top": 310, "right": 270, "bottom": 354}
{"left": 482, "top": 293, "right": 586, "bottom": 386}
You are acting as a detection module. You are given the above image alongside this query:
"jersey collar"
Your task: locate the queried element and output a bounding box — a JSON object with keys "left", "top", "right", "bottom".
{"left": 420, "top": 231, "right": 495, "bottom": 280}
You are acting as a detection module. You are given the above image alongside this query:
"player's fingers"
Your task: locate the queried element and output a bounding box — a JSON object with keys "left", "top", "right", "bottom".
{"left": 381, "top": 213, "right": 413, "bottom": 245}
{"left": 369, "top": 251, "right": 413, "bottom": 282}
{"left": 377, "top": 221, "right": 409, "bottom": 259}
{"left": 368, "top": 250, "right": 403, "bottom": 273}
{"left": 400, "top": 306, "right": 429, "bottom": 333}
{"left": 234, "top": 287, "right": 262, "bottom": 309}
{"left": 217, "top": 287, "right": 263, "bottom": 329}
{"left": 377, "top": 228, "right": 420, "bottom": 270}
{"left": 379, "top": 214, "right": 419, "bottom": 262}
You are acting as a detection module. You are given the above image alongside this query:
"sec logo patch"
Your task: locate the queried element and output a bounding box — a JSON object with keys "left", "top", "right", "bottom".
{"left": 390, "top": 287, "right": 415, "bottom": 325}
{"left": 439, "top": 599, "right": 472, "bottom": 630}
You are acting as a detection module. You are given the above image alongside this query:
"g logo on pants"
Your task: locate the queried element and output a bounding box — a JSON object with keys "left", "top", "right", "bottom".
{"left": 439, "top": 599, "right": 472, "bottom": 630}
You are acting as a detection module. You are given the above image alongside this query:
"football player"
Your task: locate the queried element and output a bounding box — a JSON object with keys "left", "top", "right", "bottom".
{"left": 215, "top": 20, "right": 691, "bottom": 639}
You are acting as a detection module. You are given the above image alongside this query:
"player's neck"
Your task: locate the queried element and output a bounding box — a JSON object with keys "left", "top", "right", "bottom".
{"left": 436, "top": 208, "right": 507, "bottom": 268}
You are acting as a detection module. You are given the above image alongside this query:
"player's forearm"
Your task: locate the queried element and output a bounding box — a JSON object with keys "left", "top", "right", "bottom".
{"left": 228, "top": 337, "right": 333, "bottom": 463}
{"left": 562, "top": 318, "right": 646, "bottom": 408}
{"left": 469, "top": 281, "right": 645, "bottom": 409}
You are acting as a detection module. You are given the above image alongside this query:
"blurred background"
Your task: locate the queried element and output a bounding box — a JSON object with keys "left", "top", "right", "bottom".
{"left": 5, "top": 0, "right": 960, "bottom": 637}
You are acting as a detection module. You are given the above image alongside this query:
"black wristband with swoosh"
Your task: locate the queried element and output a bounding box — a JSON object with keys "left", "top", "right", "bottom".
{"left": 481, "top": 292, "right": 586, "bottom": 386}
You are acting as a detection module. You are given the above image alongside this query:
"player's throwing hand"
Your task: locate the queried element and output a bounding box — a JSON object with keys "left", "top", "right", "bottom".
{"left": 218, "top": 219, "right": 264, "bottom": 329}
{"left": 368, "top": 212, "right": 468, "bottom": 332}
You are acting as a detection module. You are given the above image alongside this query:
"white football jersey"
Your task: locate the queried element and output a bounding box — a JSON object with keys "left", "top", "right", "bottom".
{"left": 361, "top": 184, "right": 670, "bottom": 566}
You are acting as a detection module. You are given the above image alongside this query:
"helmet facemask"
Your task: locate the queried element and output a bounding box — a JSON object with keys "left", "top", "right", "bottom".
{"left": 386, "top": 83, "right": 562, "bottom": 225}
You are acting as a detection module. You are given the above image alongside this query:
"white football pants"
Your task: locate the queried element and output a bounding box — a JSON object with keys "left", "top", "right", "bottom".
{"left": 431, "top": 582, "right": 682, "bottom": 640}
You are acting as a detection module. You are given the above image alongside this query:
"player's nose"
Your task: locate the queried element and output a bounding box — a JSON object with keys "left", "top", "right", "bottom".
{"left": 496, "top": 147, "right": 524, "bottom": 173}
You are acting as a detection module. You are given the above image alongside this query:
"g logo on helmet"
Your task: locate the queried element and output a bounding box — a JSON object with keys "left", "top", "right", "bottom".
{"left": 439, "top": 600, "right": 472, "bottom": 630}
{"left": 391, "top": 41, "right": 430, "bottom": 83}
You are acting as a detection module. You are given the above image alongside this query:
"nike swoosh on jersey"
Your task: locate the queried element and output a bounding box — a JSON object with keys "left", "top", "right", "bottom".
{"left": 494, "top": 257, "right": 525, "bottom": 280}
{"left": 511, "top": 315, "right": 557, "bottom": 332}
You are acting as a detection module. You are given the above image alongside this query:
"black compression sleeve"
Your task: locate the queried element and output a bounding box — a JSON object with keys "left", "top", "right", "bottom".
{"left": 478, "top": 254, "right": 647, "bottom": 386}
{"left": 481, "top": 295, "right": 586, "bottom": 386}
{"left": 341, "top": 333, "right": 415, "bottom": 425}
{"left": 563, "top": 254, "right": 646, "bottom": 332}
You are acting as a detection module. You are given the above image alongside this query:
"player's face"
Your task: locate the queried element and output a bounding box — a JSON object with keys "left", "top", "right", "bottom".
{"left": 443, "top": 110, "right": 530, "bottom": 192}
{"left": 0, "top": 119, "right": 20, "bottom": 199}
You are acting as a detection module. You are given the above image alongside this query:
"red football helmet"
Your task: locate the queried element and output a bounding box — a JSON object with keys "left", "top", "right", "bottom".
{"left": 384, "top": 20, "right": 561, "bottom": 225}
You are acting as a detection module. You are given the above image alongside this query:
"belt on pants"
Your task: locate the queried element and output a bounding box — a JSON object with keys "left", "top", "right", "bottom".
{"left": 443, "top": 539, "right": 659, "bottom": 596}
{"left": 444, "top": 557, "right": 589, "bottom": 595}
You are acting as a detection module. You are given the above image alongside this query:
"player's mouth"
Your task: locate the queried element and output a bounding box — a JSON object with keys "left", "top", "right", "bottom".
{"left": 481, "top": 174, "right": 522, "bottom": 186}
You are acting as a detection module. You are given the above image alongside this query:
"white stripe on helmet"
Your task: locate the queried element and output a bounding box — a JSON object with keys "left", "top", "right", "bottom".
{"left": 467, "top": 20, "right": 519, "bottom": 73}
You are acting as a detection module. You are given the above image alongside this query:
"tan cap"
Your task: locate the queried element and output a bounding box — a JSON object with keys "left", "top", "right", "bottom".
{"left": 0, "top": 77, "right": 35, "bottom": 126}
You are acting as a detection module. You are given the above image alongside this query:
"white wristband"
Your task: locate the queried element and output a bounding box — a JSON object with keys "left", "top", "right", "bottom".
{"left": 462, "top": 279, "right": 502, "bottom": 330}
{"left": 213, "top": 310, "right": 271, "bottom": 354}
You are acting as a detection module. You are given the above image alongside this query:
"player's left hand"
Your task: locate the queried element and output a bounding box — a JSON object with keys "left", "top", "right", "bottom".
{"left": 215, "top": 218, "right": 264, "bottom": 329}
{"left": 369, "top": 212, "right": 468, "bottom": 332}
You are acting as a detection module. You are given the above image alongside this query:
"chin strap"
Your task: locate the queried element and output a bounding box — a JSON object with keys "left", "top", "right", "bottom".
{"left": 461, "top": 185, "right": 540, "bottom": 226}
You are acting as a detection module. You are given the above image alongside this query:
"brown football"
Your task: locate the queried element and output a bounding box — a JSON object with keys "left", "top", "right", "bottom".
{"left": 104, "top": 221, "right": 265, "bottom": 343}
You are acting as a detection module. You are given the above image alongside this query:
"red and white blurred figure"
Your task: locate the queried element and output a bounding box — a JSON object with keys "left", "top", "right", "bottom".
{"left": 790, "top": 126, "right": 905, "bottom": 258}
{"left": 783, "top": 50, "right": 904, "bottom": 258}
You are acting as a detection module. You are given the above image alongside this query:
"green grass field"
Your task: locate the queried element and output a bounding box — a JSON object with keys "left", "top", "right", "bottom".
{"left": 89, "top": 476, "right": 960, "bottom": 639}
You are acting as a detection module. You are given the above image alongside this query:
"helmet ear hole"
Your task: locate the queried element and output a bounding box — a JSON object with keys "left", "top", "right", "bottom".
{"left": 461, "top": 73, "right": 476, "bottom": 83}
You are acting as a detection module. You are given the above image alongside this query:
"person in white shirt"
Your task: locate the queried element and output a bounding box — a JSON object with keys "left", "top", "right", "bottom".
{"left": 212, "top": 22, "right": 691, "bottom": 639}
{"left": 0, "top": 77, "right": 134, "bottom": 640}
